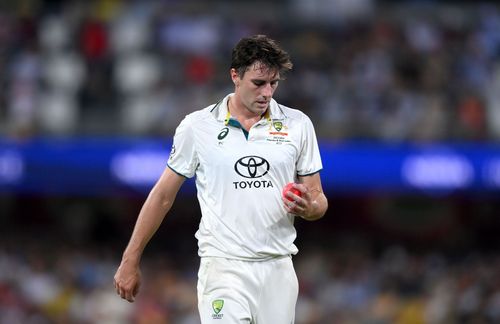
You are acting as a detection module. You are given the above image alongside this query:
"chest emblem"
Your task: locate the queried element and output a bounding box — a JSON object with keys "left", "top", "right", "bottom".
{"left": 234, "top": 156, "right": 270, "bottom": 178}
{"left": 267, "top": 120, "right": 291, "bottom": 144}
{"left": 268, "top": 120, "right": 289, "bottom": 137}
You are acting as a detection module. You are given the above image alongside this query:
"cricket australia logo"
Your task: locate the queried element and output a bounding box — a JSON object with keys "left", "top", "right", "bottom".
{"left": 268, "top": 120, "right": 289, "bottom": 142}
{"left": 212, "top": 299, "right": 224, "bottom": 319}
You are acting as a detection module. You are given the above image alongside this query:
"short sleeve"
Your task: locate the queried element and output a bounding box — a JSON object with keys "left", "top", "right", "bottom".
{"left": 167, "top": 115, "right": 198, "bottom": 178}
{"left": 296, "top": 115, "right": 323, "bottom": 176}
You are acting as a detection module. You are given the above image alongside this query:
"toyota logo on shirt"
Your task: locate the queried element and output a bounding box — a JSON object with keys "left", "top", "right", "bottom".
{"left": 234, "top": 156, "right": 270, "bottom": 178}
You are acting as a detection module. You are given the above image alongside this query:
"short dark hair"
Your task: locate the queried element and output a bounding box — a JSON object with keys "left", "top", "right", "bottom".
{"left": 231, "top": 35, "right": 293, "bottom": 79}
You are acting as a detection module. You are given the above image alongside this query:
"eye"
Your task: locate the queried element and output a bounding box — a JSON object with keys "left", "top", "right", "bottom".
{"left": 253, "top": 81, "right": 265, "bottom": 87}
{"left": 271, "top": 80, "right": 279, "bottom": 87}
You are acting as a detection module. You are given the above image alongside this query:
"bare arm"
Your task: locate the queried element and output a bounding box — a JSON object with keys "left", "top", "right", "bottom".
{"left": 114, "top": 167, "right": 185, "bottom": 302}
{"left": 283, "top": 172, "right": 328, "bottom": 221}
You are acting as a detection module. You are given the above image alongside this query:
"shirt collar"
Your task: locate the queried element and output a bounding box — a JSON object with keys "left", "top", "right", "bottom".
{"left": 214, "top": 93, "right": 286, "bottom": 124}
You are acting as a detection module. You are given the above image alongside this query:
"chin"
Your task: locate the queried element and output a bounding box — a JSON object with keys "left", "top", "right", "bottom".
{"left": 256, "top": 104, "right": 269, "bottom": 111}
{"left": 256, "top": 108, "right": 268, "bottom": 115}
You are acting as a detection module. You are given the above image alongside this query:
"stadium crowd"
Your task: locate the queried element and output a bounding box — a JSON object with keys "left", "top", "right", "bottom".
{"left": 0, "top": 0, "right": 499, "bottom": 141}
{"left": 0, "top": 194, "right": 499, "bottom": 324}
{"left": 0, "top": 239, "right": 499, "bottom": 323}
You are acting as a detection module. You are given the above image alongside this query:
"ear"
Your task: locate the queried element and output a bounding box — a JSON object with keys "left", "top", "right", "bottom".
{"left": 230, "top": 68, "right": 240, "bottom": 87}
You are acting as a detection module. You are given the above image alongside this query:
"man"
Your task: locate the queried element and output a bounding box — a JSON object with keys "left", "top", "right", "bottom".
{"left": 114, "top": 34, "right": 328, "bottom": 323}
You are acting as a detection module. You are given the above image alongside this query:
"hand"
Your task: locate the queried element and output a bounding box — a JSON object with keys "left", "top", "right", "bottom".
{"left": 114, "top": 259, "right": 141, "bottom": 302}
{"left": 282, "top": 183, "right": 319, "bottom": 220}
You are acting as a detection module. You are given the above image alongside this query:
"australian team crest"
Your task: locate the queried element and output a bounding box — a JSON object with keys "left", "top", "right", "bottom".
{"left": 212, "top": 299, "right": 224, "bottom": 319}
{"left": 268, "top": 120, "right": 289, "bottom": 142}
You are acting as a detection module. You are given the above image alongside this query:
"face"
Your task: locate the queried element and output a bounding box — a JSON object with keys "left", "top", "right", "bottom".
{"left": 231, "top": 62, "right": 280, "bottom": 117}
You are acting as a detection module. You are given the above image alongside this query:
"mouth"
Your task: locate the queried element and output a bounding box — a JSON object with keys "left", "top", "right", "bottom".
{"left": 256, "top": 100, "right": 268, "bottom": 107}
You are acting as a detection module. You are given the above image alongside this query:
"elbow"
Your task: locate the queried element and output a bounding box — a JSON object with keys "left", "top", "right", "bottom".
{"left": 149, "top": 186, "right": 175, "bottom": 211}
{"left": 302, "top": 196, "right": 328, "bottom": 221}
{"left": 159, "top": 196, "right": 174, "bottom": 210}
{"left": 301, "top": 212, "right": 325, "bottom": 221}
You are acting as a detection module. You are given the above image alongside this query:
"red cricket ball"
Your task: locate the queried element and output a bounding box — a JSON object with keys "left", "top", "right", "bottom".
{"left": 282, "top": 182, "right": 302, "bottom": 201}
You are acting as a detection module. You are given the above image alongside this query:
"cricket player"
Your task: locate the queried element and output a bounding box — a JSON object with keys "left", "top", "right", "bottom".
{"left": 114, "top": 34, "right": 328, "bottom": 323}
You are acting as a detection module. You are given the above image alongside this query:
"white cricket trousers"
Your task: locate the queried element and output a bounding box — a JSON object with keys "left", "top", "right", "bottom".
{"left": 197, "top": 256, "right": 298, "bottom": 324}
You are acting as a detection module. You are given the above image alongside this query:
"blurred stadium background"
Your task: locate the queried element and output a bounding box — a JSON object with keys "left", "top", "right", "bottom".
{"left": 1, "top": 0, "right": 500, "bottom": 323}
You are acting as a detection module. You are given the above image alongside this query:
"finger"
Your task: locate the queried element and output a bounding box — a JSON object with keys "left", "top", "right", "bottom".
{"left": 293, "top": 183, "right": 307, "bottom": 194}
{"left": 287, "top": 199, "right": 296, "bottom": 209}
{"left": 292, "top": 202, "right": 305, "bottom": 215}
{"left": 115, "top": 281, "right": 124, "bottom": 296}
{"left": 288, "top": 194, "right": 305, "bottom": 209}
{"left": 125, "top": 289, "right": 135, "bottom": 302}
{"left": 286, "top": 190, "right": 302, "bottom": 202}
{"left": 133, "top": 283, "right": 140, "bottom": 297}
{"left": 282, "top": 196, "right": 291, "bottom": 206}
{"left": 283, "top": 197, "right": 300, "bottom": 214}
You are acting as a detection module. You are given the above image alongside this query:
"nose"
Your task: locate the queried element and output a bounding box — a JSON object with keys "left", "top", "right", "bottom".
{"left": 262, "top": 83, "right": 274, "bottom": 99}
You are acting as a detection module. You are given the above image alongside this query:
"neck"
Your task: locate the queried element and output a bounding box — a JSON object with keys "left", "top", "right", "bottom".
{"left": 228, "top": 96, "right": 265, "bottom": 131}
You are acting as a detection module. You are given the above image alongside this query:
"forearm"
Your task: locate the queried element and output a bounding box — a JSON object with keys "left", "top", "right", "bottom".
{"left": 115, "top": 168, "right": 184, "bottom": 303}
{"left": 122, "top": 186, "right": 176, "bottom": 263}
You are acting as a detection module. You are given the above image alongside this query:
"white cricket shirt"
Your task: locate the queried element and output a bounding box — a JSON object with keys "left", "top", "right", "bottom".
{"left": 167, "top": 94, "right": 323, "bottom": 260}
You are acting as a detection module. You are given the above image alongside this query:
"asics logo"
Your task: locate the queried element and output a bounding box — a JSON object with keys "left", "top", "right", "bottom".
{"left": 218, "top": 127, "right": 229, "bottom": 140}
